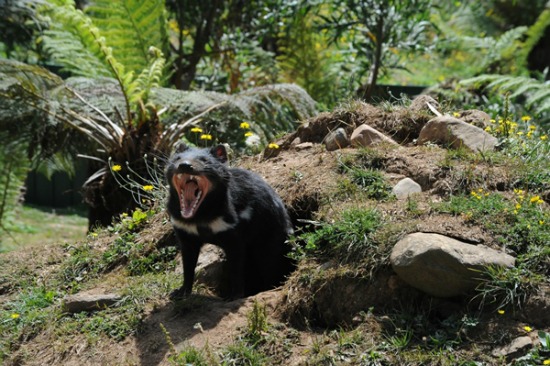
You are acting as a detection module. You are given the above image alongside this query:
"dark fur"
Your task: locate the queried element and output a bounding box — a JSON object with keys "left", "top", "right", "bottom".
{"left": 166, "top": 143, "right": 293, "bottom": 299}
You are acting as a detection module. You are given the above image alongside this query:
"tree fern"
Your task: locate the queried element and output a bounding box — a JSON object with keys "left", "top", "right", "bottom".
{"left": 0, "top": 132, "right": 30, "bottom": 248}
{"left": 461, "top": 74, "right": 550, "bottom": 115}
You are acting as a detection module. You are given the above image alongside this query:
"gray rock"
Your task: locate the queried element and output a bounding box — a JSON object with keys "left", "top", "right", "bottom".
{"left": 491, "top": 336, "right": 533, "bottom": 359}
{"left": 350, "top": 124, "right": 398, "bottom": 147}
{"left": 324, "top": 128, "right": 349, "bottom": 151}
{"left": 62, "top": 293, "right": 122, "bottom": 313}
{"left": 409, "top": 95, "right": 440, "bottom": 114}
{"left": 295, "top": 142, "right": 314, "bottom": 151}
{"left": 393, "top": 178, "right": 422, "bottom": 199}
{"left": 390, "top": 232, "right": 515, "bottom": 297}
{"left": 417, "top": 116, "right": 498, "bottom": 152}
{"left": 457, "top": 109, "right": 491, "bottom": 129}
{"left": 195, "top": 244, "right": 228, "bottom": 294}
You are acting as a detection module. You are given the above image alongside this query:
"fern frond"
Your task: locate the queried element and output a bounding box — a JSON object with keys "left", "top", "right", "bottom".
{"left": 521, "top": 8, "right": 550, "bottom": 66}
{"left": 130, "top": 47, "right": 166, "bottom": 105}
{"left": 85, "top": 0, "right": 168, "bottom": 76}
{"left": 461, "top": 74, "right": 550, "bottom": 117}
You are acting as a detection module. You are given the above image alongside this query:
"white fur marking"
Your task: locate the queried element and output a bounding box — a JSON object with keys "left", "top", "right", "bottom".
{"left": 171, "top": 217, "right": 199, "bottom": 236}
{"left": 239, "top": 206, "right": 253, "bottom": 221}
{"left": 208, "top": 217, "right": 236, "bottom": 234}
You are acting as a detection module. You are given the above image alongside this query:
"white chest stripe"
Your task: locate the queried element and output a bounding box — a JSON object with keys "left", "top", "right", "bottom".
{"left": 171, "top": 217, "right": 199, "bottom": 235}
{"left": 209, "top": 217, "right": 236, "bottom": 233}
{"left": 171, "top": 216, "right": 236, "bottom": 235}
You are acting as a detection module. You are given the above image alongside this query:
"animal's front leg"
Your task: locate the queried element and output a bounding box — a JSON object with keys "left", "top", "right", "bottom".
{"left": 171, "top": 232, "right": 201, "bottom": 299}
{"left": 224, "top": 237, "right": 246, "bottom": 299}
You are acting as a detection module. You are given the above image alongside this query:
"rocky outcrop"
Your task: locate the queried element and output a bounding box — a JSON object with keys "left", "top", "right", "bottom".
{"left": 390, "top": 232, "right": 515, "bottom": 297}
{"left": 417, "top": 116, "right": 498, "bottom": 152}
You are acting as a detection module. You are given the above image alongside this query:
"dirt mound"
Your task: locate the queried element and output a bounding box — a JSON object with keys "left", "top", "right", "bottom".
{"left": 2, "top": 101, "right": 548, "bottom": 365}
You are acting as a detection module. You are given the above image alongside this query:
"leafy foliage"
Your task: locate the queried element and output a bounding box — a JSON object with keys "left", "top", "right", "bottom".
{"left": 0, "top": 133, "right": 30, "bottom": 248}
{"left": 461, "top": 74, "right": 550, "bottom": 117}
{"left": 321, "top": 0, "right": 433, "bottom": 99}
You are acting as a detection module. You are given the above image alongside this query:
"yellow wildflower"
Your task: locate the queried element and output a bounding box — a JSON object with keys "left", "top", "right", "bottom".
{"left": 517, "top": 131, "right": 524, "bottom": 136}
{"left": 142, "top": 185, "right": 154, "bottom": 191}
{"left": 541, "top": 135, "right": 548, "bottom": 141}
{"left": 244, "top": 131, "right": 254, "bottom": 137}
{"left": 543, "top": 359, "right": 550, "bottom": 365}
{"left": 528, "top": 125, "right": 536, "bottom": 130}
{"left": 190, "top": 127, "right": 203, "bottom": 133}
{"left": 497, "top": 309, "right": 505, "bottom": 315}
{"left": 240, "top": 122, "right": 250, "bottom": 129}
{"left": 11, "top": 313, "right": 20, "bottom": 319}
{"left": 112, "top": 164, "right": 122, "bottom": 172}
{"left": 515, "top": 203, "right": 522, "bottom": 210}
{"left": 200, "top": 134, "right": 212, "bottom": 140}
{"left": 268, "top": 143, "right": 280, "bottom": 149}
{"left": 521, "top": 116, "right": 531, "bottom": 122}
{"left": 452, "top": 112, "right": 460, "bottom": 117}
{"left": 540, "top": 220, "right": 545, "bottom": 225}
{"left": 530, "top": 195, "right": 543, "bottom": 204}
{"left": 523, "top": 325, "right": 533, "bottom": 332}
{"left": 484, "top": 126, "right": 492, "bottom": 132}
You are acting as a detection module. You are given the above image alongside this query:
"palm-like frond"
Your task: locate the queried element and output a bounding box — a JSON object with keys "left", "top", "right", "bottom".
{"left": 85, "top": 0, "right": 168, "bottom": 75}
{"left": 461, "top": 74, "right": 550, "bottom": 114}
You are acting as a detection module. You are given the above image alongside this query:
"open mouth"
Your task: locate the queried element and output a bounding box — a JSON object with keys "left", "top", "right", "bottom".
{"left": 172, "top": 173, "right": 210, "bottom": 219}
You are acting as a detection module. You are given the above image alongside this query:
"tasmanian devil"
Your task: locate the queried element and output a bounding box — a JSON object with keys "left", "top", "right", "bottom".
{"left": 165, "top": 142, "right": 294, "bottom": 299}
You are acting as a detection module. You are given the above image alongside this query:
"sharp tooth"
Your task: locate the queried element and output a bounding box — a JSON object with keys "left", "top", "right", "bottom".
{"left": 177, "top": 173, "right": 182, "bottom": 179}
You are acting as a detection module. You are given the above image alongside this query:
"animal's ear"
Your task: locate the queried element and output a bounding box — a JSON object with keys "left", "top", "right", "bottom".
{"left": 174, "top": 141, "right": 189, "bottom": 153}
{"left": 211, "top": 144, "right": 228, "bottom": 163}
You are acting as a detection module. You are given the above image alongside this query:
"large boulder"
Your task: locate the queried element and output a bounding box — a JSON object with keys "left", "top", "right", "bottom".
{"left": 390, "top": 232, "right": 515, "bottom": 297}
{"left": 417, "top": 116, "right": 498, "bottom": 152}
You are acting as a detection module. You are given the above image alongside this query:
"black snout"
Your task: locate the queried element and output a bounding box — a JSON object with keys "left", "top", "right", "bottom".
{"left": 178, "top": 161, "right": 194, "bottom": 173}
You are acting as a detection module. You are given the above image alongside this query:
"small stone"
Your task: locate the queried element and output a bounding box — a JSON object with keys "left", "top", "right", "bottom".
{"left": 295, "top": 142, "right": 314, "bottom": 151}
{"left": 324, "top": 128, "right": 349, "bottom": 151}
{"left": 351, "top": 124, "right": 398, "bottom": 147}
{"left": 409, "top": 95, "right": 440, "bottom": 114}
{"left": 62, "top": 293, "right": 122, "bottom": 313}
{"left": 392, "top": 178, "right": 422, "bottom": 199}
{"left": 491, "top": 336, "right": 533, "bottom": 359}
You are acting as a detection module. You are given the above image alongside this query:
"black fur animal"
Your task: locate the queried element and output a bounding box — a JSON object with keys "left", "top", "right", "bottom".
{"left": 166, "top": 143, "right": 293, "bottom": 299}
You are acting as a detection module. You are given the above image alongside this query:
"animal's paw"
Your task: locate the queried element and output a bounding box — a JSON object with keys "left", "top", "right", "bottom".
{"left": 169, "top": 286, "right": 190, "bottom": 300}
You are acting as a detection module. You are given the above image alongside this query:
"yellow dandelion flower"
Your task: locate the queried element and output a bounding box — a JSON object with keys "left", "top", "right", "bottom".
{"left": 452, "top": 112, "right": 460, "bottom": 117}
{"left": 517, "top": 131, "right": 524, "bottom": 136}
{"left": 268, "top": 143, "right": 280, "bottom": 149}
{"left": 484, "top": 126, "right": 492, "bottom": 132}
{"left": 528, "top": 125, "right": 536, "bottom": 130}
{"left": 541, "top": 135, "right": 548, "bottom": 141}
{"left": 521, "top": 116, "right": 531, "bottom": 122}
{"left": 530, "top": 195, "right": 543, "bottom": 204}
{"left": 240, "top": 122, "right": 250, "bottom": 129}
{"left": 497, "top": 309, "right": 505, "bottom": 315}
{"left": 540, "top": 220, "right": 545, "bottom": 225}
{"left": 11, "top": 313, "right": 20, "bottom": 319}
{"left": 543, "top": 359, "right": 550, "bottom": 365}
{"left": 142, "top": 185, "right": 154, "bottom": 191}
{"left": 190, "top": 127, "right": 203, "bottom": 133}
{"left": 490, "top": 119, "right": 496, "bottom": 124}
{"left": 112, "top": 164, "right": 122, "bottom": 172}
{"left": 200, "top": 134, "right": 212, "bottom": 140}
{"left": 91, "top": 232, "right": 98, "bottom": 238}
{"left": 523, "top": 325, "right": 532, "bottom": 332}
{"left": 244, "top": 131, "right": 254, "bottom": 137}
{"left": 515, "top": 203, "right": 522, "bottom": 210}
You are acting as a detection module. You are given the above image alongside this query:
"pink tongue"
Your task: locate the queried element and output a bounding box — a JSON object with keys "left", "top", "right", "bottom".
{"left": 182, "top": 181, "right": 199, "bottom": 217}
